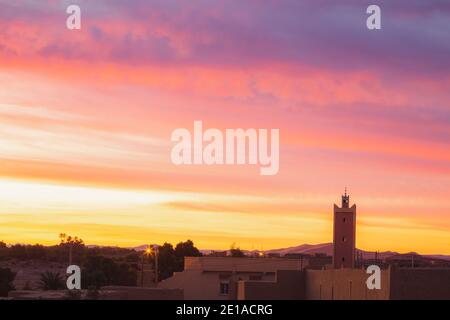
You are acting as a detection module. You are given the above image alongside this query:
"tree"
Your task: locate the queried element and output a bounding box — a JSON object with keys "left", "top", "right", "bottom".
{"left": 9, "top": 244, "right": 27, "bottom": 260}
{"left": 152, "top": 240, "right": 203, "bottom": 281}
{"left": 0, "top": 268, "right": 16, "bottom": 297}
{"left": 175, "top": 240, "right": 201, "bottom": 258}
{"left": 156, "top": 242, "right": 177, "bottom": 281}
{"left": 0, "top": 241, "right": 7, "bottom": 261}
{"left": 7, "top": 244, "right": 47, "bottom": 260}
{"left": 82, "top": 255, "right": 137, "bottom": 289}
{"left": 27, "top": 244, "right": 47, "bottom": 260}
{"left": 59, "top": 234, "right": 84, "bottom": 246}
{"left": 125, "top": 252, "right": 140, "bottom": 263}
{"left": 174, "top": 240, "right": 202, "bottom": 271}
{"left": 230, "top": 243, "right": 245, "bottom": 257}
{"left": 38, "top": 271, "right": 65, "bottom": 290}
{"left": 58, "top": 234, "right": 86, "bottom": 264}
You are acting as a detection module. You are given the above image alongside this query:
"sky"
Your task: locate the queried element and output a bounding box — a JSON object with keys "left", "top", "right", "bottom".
{"left": 0, "top": 0, "right": 449, "bottom": 254}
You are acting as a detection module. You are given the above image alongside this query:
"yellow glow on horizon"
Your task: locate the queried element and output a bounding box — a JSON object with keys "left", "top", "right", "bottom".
{"left": 0, "top": 178, "right": 177, "bottom": 208}
{"left": 0, "top": 178, "right": 448, "bottom": 255}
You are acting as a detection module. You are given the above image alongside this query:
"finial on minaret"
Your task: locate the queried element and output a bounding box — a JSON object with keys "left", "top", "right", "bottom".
{"left": 342, "top": 187, "right": 349, "bottom": 208}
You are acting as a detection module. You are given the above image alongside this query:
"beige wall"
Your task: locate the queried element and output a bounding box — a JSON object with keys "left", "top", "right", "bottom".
{"left": 238, "top": 270, "right": 305, "bottom": 300}
{"left": 162, "top": 257, "right": 450, "bottom": 300}
{"left": 159, "top": 256, "right": 305, "bottom": 300}
{"left": 237, "top": 267, "right": 450, "bottom": 300}
{"left": 160, "top": 269, "right": 276, "bottom": 300}
{"left": 160, "top": 270, "right": 231, "bottom": 300}
{"left": 239, "top": 268, "right": 390, "bottom": 300}
{"left": 305, "top": 268, "right": 390, "bottom": 300}
{"left": 184, "top": 256, "right": 305, "bottom": 272}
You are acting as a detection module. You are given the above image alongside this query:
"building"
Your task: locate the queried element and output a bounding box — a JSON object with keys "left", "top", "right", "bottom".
{"left": 238, "top": 266, "right": 450, "bottom": 300}
{"left": 386, "top": 253, "right": 450, "bottom": 268}
{"left": 159, "top": 192, "right": 450, "bottom": 300}
{"left": 237, "top": 191, "right": 450, "bottom": 300}
{"left": 158, "top": 256, "right": 306, "bottom": 300}
{"left": 333, "top": 189, "right": 356, "bottom": 269}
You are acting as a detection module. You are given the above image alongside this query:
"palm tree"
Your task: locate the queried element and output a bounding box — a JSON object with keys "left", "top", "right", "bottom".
{"left": 38, "top": 271, "right": 65, "bottom": 290}
{"left": 0, "top": 268, "right": 16, "bottom": 297}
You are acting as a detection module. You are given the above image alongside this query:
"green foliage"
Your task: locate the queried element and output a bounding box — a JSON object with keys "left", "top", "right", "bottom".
{"left": 38, "top": 271, "right": 65, "bottom": 290}
{"left": 59, "top": 233, "right": 84, "bottom": 246}
{"left": 0, "top": 267, "right": 16, "bottom": 297}
{"left": 155, "top": 240, "right": 202, "bottom": 281}
{"left": 0, "top": 241, "right": 7, "bottom": 261}
{"left": 125, "top": 252, "right": 140, "bottom": 263}
{"left": 156, "top": 242, "right": 176, "bottom": 281}
{"left": 175, "top": 240, "right": 201, "bottom": 259}
{"left": 0, "top": 234, "right": 141, "bottom": 264}
{"left": 0, "top": 236, "right": 202, "bottom": 289}
{"left": 82, "top": 255, "right": 137, "bottom": 289}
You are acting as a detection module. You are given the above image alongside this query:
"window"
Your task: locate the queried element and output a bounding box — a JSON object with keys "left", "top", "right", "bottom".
{"left": 343, "top": 218, "right": 346, "bottom": 223}
{"left": 342, "top": 257, "right": 345, "bottom": 262}
{"left": 220, "top": 282, "right": 229, "bottom": 295}
{"left": 342, "top": 236, "right": 347, "bottom": 242}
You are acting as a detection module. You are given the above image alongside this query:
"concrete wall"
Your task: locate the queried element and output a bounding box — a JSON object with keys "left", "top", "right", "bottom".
{"left": 160, "top": 270, "right": 227, "bottom": 300}
{"left": 305, "top": 268, "right": 390, "bottom": 300}
{"left": 160, "top": 256, "right": 305, "bottom": 300}
{"left": 162, "top": 257, "right": 450, "bottom": 300}
{"left": 159, "top": 269, "right": 276, "bottom": 300}
{"left": 237, "top": 270, "right": 305, "bottom": 300}
{"left": 184, "top": 256, "right": 305, "bottom": 272}
{"left": 237, "top": 268, "right": 450, "bottom": 300}
{"left": 390, "top": 268, "right": 450, "bottom": 300}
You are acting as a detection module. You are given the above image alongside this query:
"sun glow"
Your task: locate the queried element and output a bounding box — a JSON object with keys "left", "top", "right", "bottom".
{"left": 0, "top": 179, "right": 176, "bottom": 210}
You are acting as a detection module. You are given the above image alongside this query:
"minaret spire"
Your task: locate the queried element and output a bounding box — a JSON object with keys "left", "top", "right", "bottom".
{"left": 333, "top": 189, "right": 356, "bottom": 268}
{"left": 342, "top": 187, "right": 349, "bottom": 208}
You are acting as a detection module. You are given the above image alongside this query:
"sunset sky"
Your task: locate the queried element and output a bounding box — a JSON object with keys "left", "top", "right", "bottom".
{"left": 0, "top": 1, "right": 449, "bottom": 254}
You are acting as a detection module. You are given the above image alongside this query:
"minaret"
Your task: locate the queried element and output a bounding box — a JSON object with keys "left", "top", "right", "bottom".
{"left": 333, "top": 188, "right": 356, "bottom": 269}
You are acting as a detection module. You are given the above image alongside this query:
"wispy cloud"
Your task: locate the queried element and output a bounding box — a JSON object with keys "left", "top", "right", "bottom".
{"left": 0, "top": 1, "right": 449, "bottom": 252}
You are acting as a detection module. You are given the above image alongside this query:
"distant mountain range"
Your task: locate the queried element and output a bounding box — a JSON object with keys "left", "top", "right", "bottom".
{"left": 129, "top": 244, "right": 153, "bottom": 251}
{"left": 264, "top": 243, "right": 399, "bottom": 260}
{"left": 198, "top": 242, "right": 450, "bottom": 261}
